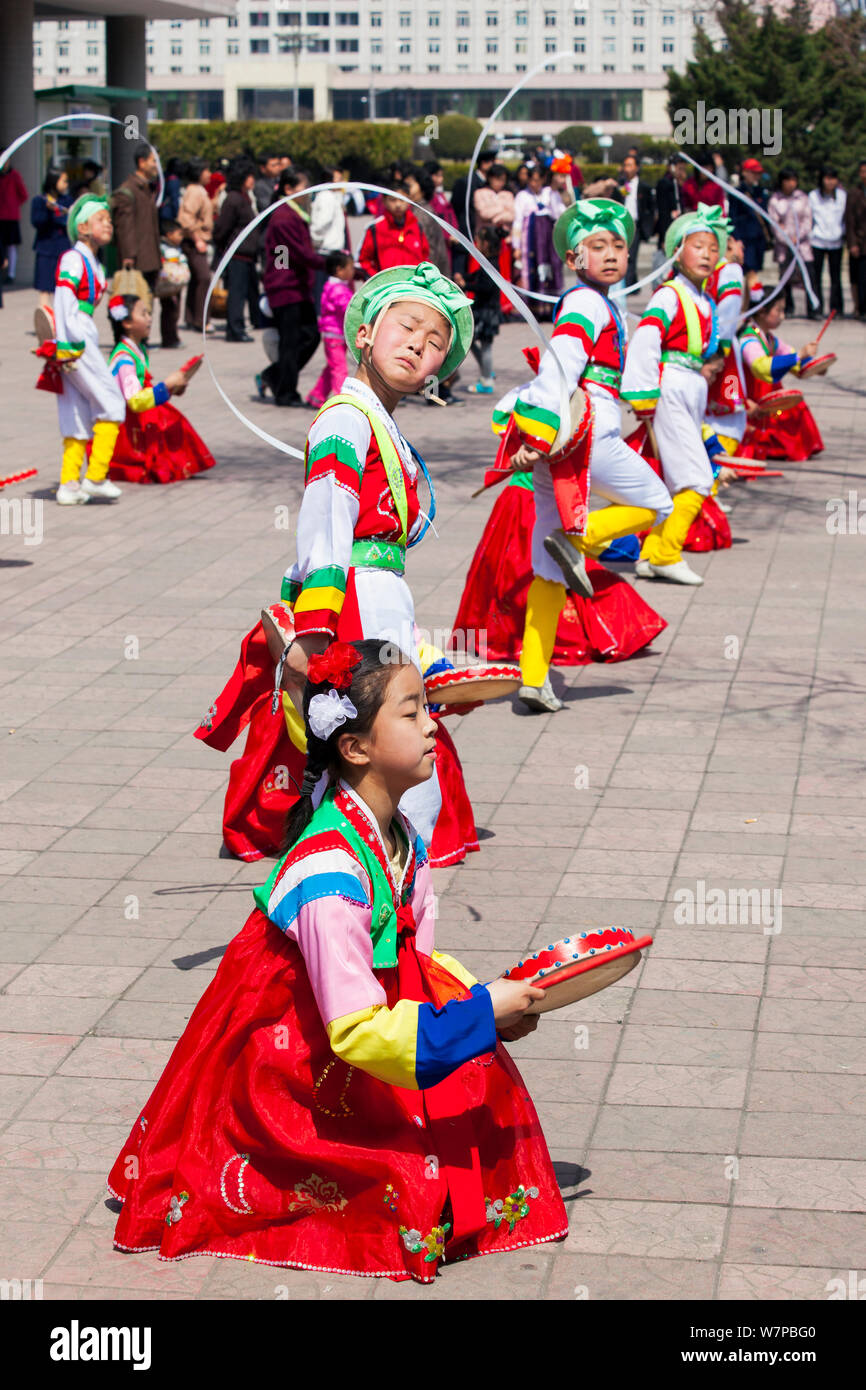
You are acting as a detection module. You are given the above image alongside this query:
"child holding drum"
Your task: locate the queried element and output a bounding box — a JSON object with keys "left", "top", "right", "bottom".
{"left": 108, "top": 639, "right": 567, "bottom": 1283}
{"left": 737, "top": 281, "right": 824, "bottom": 462}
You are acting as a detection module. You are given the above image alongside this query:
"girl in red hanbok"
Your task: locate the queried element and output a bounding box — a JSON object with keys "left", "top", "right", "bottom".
{"left": 452, "top": 470, "right": 667, "bottom": 668}
{"left": 108, "top": 640, "right": 567, "bottom": 1283}
{"left": 738, "top": 284, "right": 823, "bottom": 462}
{"left": 107, "top": 292, "right": 215, "bottom": 484}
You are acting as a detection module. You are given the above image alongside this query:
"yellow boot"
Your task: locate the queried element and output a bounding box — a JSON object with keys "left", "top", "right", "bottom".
{"left": 519, "top": 576, "right": 566, "bottom": 711}
{"left": 57, "top": 438, "right": 88, "bottom": 505}
{"left": 638, "top": 489, "right": 706, "bottom": 584}
{"left": 579, "top": 505, "right": 658, "bottom": 556}
{"left": 82, "top": 421, "right": 122, "bottom": 501}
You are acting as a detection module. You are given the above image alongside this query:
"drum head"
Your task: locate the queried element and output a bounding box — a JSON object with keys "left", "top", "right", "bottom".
{"left": 261, "top": 603, "right": 296, "bottom": 665}
{"left": 798, "top": 352, "right": 836, "bottom": 379}
{"left": 425, "top": 665, "right": 521, "bottom": 705}
{"left": 753, "top": 388, "right": 803, "bottom": 416}
{"left": 551, "top": 386, "right": 591, "bottom": 456}
{"left": 524, "top": 940, "right": 648, "bottom": 1013}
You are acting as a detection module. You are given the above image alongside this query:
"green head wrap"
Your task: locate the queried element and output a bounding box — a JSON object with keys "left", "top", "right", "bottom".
{"left": 344, "top": 261, "right": 474, "bottom": 379}
{"left": 67, "top": 194, "right": 110, "bottom": 244}
{"left": 664, "top": 203, "right": 731, "bottom": 263}
{"left": 553, "top": 198, "right": 635, "bottom": 263}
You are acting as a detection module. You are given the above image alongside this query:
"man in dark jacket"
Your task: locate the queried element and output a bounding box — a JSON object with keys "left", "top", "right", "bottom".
{"left": 620, "top": 152, "right": 655, "bottom": 286}
{"left": 261, "top": 168, "right": 326, "bottom": 406}
{"left": 213, "top": 157, "right": 262, "bottom": 342}
{"left": 111, "top": 142, "right": 161, "bottom": 289}
{"left": 729, "top": 158, "right": 769, "bottom": 273}
{"left": 450, "top": 149, "right": 496, "bottom": 276}
{"left": 655, "top": 157, "right": 686, "bottom": 248}
{"left": 845, "top": 160, "right": 866, "bottom": 319}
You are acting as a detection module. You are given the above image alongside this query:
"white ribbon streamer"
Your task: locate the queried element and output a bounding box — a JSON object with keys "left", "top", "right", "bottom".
{"left": 205, "top": 180, "right": 571, "bottom": 460}
{"left": 0, "top": 111, "right": 164, "bottom": 207}
{"left": 677, "top": 152, "right": 818, "bottom": 319}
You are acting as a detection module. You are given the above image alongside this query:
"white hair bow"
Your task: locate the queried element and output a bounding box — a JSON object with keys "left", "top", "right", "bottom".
{"left": 308, "top": 688, "right": 358, "bottom": 741}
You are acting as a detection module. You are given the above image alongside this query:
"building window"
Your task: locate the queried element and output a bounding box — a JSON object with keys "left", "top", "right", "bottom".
{"left": 457, "top": 12, "right": 470, "bottom": 27}
{"left": 87, "top": 19, "right": 99, "bottom": 28}
{"left": 633, "top": 10, "right": 645, "bottom": 24}
{"left": 457, "top": 39, "right": 468, "bottom": 52}
{"left": 546, "top": 38, "right": 558, "bottom": 51}
{"left": 338, "top": 63, "right": 358, "bottom": 69}
{"left": 515, "top": 38, "right": 527, "bottom": 52}
{"left": 574, "top": 39, "right": 585, "bottom": 52}
{"left": 487, "top": 11, "right": 498, "bottom": 25}
{"left": 399, "top": 40, "right": 411, "bottom": 52}
{"left": 336, "top": 38, "right": 358, "bottom": 50}
{"left": 487, "top": 63, "right": 497, "bottom": 70}
{"left": 170, "top": 42, "right": 182, "bottom": 55}
{"left": 399, "top": 11, "right": 410, "bottom": 26}
{"left": 515, "top": 62, "right": 527, "bottom": 71}
{"left": 662, "top": 62, "right": 673, "bottom": 69}
{"left": 573, "top": 62, "right": 585, "bottom": 71}
{"left": 603, "top": 62, "right": 615, "bottom": 70}
{"left": 428, "top": 63, "right": 440, "bottom": 70}
{"left": 58, "top": 19, "right": 69, "bottom": 29}
{"left": 370, "top": 11, "right": 382, "bottom": 25}
{"left": 58, "top": 43, "right": 69, "bottom": 56}
{"left": 278, "top": 13, "right": 301, "bottom": 25}
{"left": 544, "top": 11, "right": 556, "bottom": 25}
{"left": 487, "top": 40, "right": 498, "bottom": 53}
{"left": 604, "top": 11, "right": 616, "bottom": 26}
{"left": 200, "top": 41, "right": 211, "bottom": 54}
{"left": 371, "top": 39, "right": 382, "bottom": 52}
{"left": 199, "top": 64, "right": 211, "bottom": 72}
{"left": 662, "top": 12, "right": 675, "bottom": 24}
{"left": 249, "top": 11, "right": 269, "bottom": 26}
{"left": 371, "top": 62, "right": 382, "bottom": 70}
{"left": 228, "top": 15, "right": 238, "bottom": 25}
{"left": 34, "top": 43, "right": 42, "bottom": 56}
{"left": 603, "top": 37, "right": 615, "bottom": 52}
{"left": 695, "top": 12, "right": 705, "bottom": 23}
{"left": 87, "top": 43, "right": 99, "bottom": 56}
{"left": 169, "top": 64, "right": 181, "bottom": 73}
{"left": 633, "top": 62, "right": 645, "bottom": 70}
{"left": 308, "top": 37, "right": 329, "bottom": 50}
{"left": 429, "top": 12, "right": 440, "bottom": 24}
{"left": 170, "top": 20, "right": 182, "bottom": 28}
{"left": 428, "top": 40, "right": 440, "bottom": 52}
{"left": 516, "top": 10, "right": 528, "bottom": 24}
{"left": 199, "top": 17, "right": 209, "bottom": 26}
{"left": 228, "top": 40, "right": 239, "bottom": 53}
{"left": 250, "top": 38, "right": 270, "bottom": 52}
{"left": 574, "top": 13, "right": 586, "bottom": 24}
{"left": 456, "top": 62, "right": 469, "bottom": 70}
{"left": 398, "top": 63, "right": 410, "bottom": 70}
{"left": 307, "top": 12, "right": 330, "bottom": 25}
{"left": 145, "top": 43, "right": 152, "bottom": 56}
{"left": 86, "top": 66, "right": 99, "bottom": 75}
{"left": 633, "top": 39, "right": 644, "bottom": 52}
{"left": 662, "top": 39, "right": 674, "bottom": 51}
{"left": 336, "top": 12, "right": 359, "bottom": 23}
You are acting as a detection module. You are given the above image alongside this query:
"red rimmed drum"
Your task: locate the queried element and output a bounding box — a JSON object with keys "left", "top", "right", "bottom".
{"left": 424, "top": 663, "right": 521, "bottom": 706}
{"left": 504, "top": 928, "right": 654, "bottom": 1014}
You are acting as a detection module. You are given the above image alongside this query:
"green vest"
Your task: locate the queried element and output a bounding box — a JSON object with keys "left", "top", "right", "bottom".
{"left": 254, "top": 786, "right": 411, "bottom": 970}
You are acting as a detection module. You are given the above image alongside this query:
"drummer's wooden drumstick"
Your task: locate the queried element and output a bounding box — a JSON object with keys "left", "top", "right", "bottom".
{"left": 815, "top": 309, "right": 836, "bottom": 345}
{"left": 644, "top": 419, "right": 660, "bottom": 459}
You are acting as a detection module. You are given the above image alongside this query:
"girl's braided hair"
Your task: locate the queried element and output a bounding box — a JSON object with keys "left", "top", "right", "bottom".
{"left": 282, "top": 639, "right": 405, "bottom": 852}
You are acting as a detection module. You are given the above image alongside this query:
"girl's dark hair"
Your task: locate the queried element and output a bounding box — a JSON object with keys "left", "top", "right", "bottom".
{"left": 225, "top": 156, "right": 256, "bottom": 192}
{"left": 186, "top": 156, "right": 209, "bottom": 184}
{"left": 777, "top": 166, "right": 798, "bottom": 189}
{"left": 487, "top": 162, "right": 508, "bottom": 181}
{"left": 282, "top": 639, "right": 406, "bottom": 852}
{"left": 422, "top": 159, "right": 442, "bottom": 177}
{"left": 820, "top": 164, "right": 839, "bottom": 181}
{"left": 110, "top": 293, "right": 140, "bottom": 343}
{"left": 474, "top": 221, "right": 499, "bottom": 254}
{"left": 325, "top": 248, "right": 354, "bottom": 276}
{"left": 276, "top": 166, "right": 310, "bottom": 197}
{"left": 42, "top": 165, "right": 65, "bottom": 196}
{"left": 406, "top": 165, "right": 435, "bottom": 202}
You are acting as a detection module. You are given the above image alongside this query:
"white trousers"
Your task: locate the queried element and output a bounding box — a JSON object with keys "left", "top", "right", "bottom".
{"left": 56, "top": 317, "right": 125, "bottom": 439}
{"left": 531, "top": 391, "right": 674, "bottom": 582}
{"left": 654, "top": 366, "right": 714, "bottom": 497}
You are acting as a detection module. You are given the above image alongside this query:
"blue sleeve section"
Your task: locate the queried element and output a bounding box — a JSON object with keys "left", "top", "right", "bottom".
{"left": 268, "top": 870, "right": 370, "bottom": 934}
{"left": 771, "top": 352, "right": 798, "bottom": 383}
{"left": 153, "top": 381, "right": 170, "bottom": 405}
{"left": 704, "top": 433, "right": 724, "bottom": 460}
{"left": 414, "top": 983, "right": 497, "bottom": 1090}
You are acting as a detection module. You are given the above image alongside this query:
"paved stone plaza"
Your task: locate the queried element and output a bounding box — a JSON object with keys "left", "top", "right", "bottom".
{"left": 0, "top": 270, "right": 864, "bottom": 1302}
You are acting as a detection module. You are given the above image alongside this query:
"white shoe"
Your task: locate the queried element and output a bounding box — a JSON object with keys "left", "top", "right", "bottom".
{"left": 634, "top": 558, "right": 652, "bottom": 578}
{"left": 56, "top": 482, "right": 89, "bottom": 505}
{"left": 518, "top": 677, "right": 565, "bottom": 713}
{"left": 81, "top": 476, "right": 122, "bottom": 501}
{"left": 716, "top": 498, "right": 732, "bottom": 514}
{"left": 648, "top": 559, "right": 704, "bottom": 586}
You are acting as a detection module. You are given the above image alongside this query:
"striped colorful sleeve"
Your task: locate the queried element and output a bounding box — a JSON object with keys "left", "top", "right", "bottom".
{"left": 740, "top": 336, "right": 794, "bottom": 385}
{"left": 288, "top": 407, "right": 368, "bottom": 636}
{"left": 511, "top": 287, "right": 605, "bottom": 453}
{"left": 55, "top": 251, "right": 82, "bottom": 296}
{"left": 621, "top": 290, "right": 671, "bottom": 414}
{"left": 327, "top": 985, "right": 495, "bottom": 1091}
{"left": 714, "top": 277, "right": 743, "bottom": 350}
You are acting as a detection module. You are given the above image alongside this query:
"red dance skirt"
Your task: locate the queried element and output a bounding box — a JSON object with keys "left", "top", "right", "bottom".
{"left": 624, "top": 424, "right": 731, "bottom": 553}
{"left": 109, "top": 402, "right": 216, "bottom": 484}
{"left": 452, "top": 481, "right": 667, "bottom": 666}
{"left": 195, "top": 579, "right": 479, "bottom": 868}
{"left": 739, "top": 401, "right": 823, "bottom": 462}
{"left": 107, "top": 905, "right": 567, "bottom": 1282}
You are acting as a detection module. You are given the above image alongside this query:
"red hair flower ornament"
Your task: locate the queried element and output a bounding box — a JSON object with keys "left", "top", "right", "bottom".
{"left": 307, "top": 643, "right": 362, "bottom": 740}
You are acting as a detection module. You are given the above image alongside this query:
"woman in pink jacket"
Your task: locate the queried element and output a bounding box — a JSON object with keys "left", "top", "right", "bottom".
{"left": 473, "top": 163, "right": 516, "bottom": 315}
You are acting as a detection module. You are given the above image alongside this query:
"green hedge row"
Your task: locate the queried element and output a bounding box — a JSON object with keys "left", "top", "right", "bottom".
{"left": 149, "top": 120, "right": 413, "bottom": 183}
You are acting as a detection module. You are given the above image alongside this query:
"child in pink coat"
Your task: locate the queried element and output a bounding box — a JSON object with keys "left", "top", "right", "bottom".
{"left": 306, "top": 250, "right": 356, "bottom": 408}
